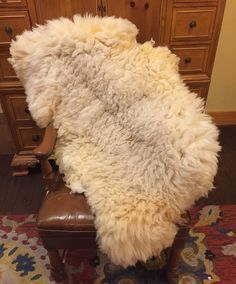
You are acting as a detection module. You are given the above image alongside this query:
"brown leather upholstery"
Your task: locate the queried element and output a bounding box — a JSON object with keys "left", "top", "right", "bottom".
{"left": 36, "top": 179, "right": 95, "bottom": 232}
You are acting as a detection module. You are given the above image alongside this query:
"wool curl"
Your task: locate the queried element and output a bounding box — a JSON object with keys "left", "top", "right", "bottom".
{"left": 9, "top": 15, "right": 220, "bottom": 267}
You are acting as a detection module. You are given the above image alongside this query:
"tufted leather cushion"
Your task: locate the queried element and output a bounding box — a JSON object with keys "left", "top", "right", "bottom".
{"left": 36, "top": 180, "right": 95, "bottom": 232}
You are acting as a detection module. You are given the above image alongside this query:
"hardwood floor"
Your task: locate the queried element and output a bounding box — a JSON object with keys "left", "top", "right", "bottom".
{"left": 0, "top": 125, "right": 236, "bottom": 214}
{"left": 0, "top": 155, "right": 44, "bottom": 214}
{"left": 198, "top": 125, "right": 236, "bottom": 206}
{"left": 0, "top": 113, "right": 15, "bottom": 155}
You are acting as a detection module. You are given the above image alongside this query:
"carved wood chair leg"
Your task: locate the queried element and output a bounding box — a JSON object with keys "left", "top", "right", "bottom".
{"left": 90, "top": 254, "right": 100, "bottom": 267}
{"left": 166, "top": 247, "right": 182, "bottom": 283}
{"left": 166, "top": 226, "right": 190, "bottom": 283}
{"left": 47, "top": 249, "right": 66, "bottom": 282}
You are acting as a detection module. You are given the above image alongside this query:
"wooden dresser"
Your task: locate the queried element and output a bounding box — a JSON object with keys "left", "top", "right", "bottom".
{"left": 0, "top": 0, "right": 226, "bottom": 175}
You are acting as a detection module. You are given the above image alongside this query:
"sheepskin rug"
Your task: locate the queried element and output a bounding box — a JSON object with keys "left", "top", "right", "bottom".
{"left": 9, "top": 15, "right": 220, "bottom": 267}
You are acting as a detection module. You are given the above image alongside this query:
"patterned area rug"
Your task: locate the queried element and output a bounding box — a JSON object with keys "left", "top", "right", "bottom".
{"left": 1, "top": 205, "right": 236, "bottom": 283}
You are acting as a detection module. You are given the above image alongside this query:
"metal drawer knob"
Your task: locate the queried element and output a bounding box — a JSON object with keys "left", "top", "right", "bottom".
{"left": 24, "top": 105, "right": 30, "bottom": 114}
{"left": 4, "top": 26, "right": 13, "bottom": 36}
{"left": 97, "top": 3, "right": 105, "bottom": 14}
{"left": 144, "top": 3, "right": 149, "bottom": 10}
{"left": 184, "top": 57, "right": 192, "bottom": 64}
{"left": 130, "top": 1, "right": 135, "bottom": 8}
{"left": 32, "top": 134, "right": 40, "bottom": 142}
{"left": 189, "top": 20, "right": 197, "bottom": 29}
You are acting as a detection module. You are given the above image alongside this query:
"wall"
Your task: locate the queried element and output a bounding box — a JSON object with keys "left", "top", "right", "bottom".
{"left": 206, "top": 0, "right": 236, "bottom": 112}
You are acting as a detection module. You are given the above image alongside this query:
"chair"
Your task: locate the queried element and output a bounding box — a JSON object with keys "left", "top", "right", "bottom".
{"left": 34, "top": 126, "right": 191, "bottom": 283}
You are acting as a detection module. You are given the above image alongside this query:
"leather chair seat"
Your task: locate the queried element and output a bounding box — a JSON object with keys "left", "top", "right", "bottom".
{"left": 36, "top": 181, "right": 95, "bottom": 232}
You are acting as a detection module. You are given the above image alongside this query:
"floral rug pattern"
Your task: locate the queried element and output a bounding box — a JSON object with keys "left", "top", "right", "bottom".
{"left": 179, "top": 205, "right": 236, "bottom": 284}
{"left": 1, "top": 205, "right": 236, "bottom": 283}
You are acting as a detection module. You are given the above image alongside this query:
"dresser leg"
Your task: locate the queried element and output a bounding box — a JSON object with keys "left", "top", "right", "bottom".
{"left": 12, "top": 165, "right": 29, "bottom": 176}
{"left": 11, "top": 153, "right": 38, "bottom": 176}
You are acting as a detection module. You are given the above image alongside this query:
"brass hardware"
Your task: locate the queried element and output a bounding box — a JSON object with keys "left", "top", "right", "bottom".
{"left": 189, "top": 20, "right": 197, "bottom": 29}
{"left": 144, "top": 3, "right": 149, "bottom": 10}
{"left": 32, "top": 134, "right": 40, "bottom": 142}
{"left": 97, "top": 1, "right": 106, "bottom": 16}
{"left": 4, "top": 26, "right": 13, "bottom": 36}
{"left": 130, "top": 1, "right": 135, "bottom": 8}
{"left": 184, "top": 57, "right": 192, "bottom": 64}
{"left": 24, "top": 105, "right": 30, "bottom": 114}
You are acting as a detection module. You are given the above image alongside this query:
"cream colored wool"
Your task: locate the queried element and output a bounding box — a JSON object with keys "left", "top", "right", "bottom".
{"left": 9, "top": 15, "right": 220, "bottom": 267}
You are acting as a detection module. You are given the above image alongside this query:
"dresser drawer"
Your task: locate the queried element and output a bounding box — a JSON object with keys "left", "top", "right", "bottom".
{"left": 187, "top": 83, "right": 209, "bottom": 99}
{"left": 0, "top": 11, "right": 31, "bottom": 45}
{"left": 0, "top": 48, "right": 17, "bottom": 81}
{"left": 0, "top": 0, "right": 27, "bottom": 7}
{"left": 171, "top": 7, "right": 216, "bottom": 42}
{"left": 4, "top": 94, "right": 33, "bottom": 123}
{"left": 16, "top": 126, "right": 44, "bottom": 150}
{"left": 172, "top": 46, "right": 209, "bottom": 76}
{"left": 174, "top": 0, "right": 217, "bottom": 2}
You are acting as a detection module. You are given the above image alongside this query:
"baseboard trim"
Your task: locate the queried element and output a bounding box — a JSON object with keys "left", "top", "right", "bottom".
{"left": 208, "top": 111, "right": 236, "bottom": 125}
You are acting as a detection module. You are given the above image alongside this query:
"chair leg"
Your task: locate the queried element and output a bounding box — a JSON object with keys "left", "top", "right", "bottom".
{"left": 166, "top": 226, "right": 190, "bottom": 283}
{"left": 47, "top": 249, "right": 66, "bottom": 282}
{"left": 166, "top": 247, "right": 182, "bottom": 283}
{"left": 90, "top": 254, "right": 100, "bottom": 267}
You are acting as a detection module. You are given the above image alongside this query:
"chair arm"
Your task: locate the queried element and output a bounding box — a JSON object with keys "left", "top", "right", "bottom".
{"left": 34, "top": 126, "right": 58, "bottom": 191}
{"left": 34, "top": 126, "right": 57, "bottom": 160}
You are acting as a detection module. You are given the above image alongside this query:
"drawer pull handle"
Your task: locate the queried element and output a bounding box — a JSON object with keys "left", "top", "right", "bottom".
{"left": 24, "top": 105, "right": 30, "bottom": 114}
{"left": 4, "top": 26, "right": 13, "bottom": 36}
{"left": 97, "top": 4, "right": 104, "bottom": 12}
{"left": 97, "top": 4, "right": 106, "bottom": 14}
{"left": 184, "top": 57, "right": 192, "bottom": 64}
{"left": 32, "top": 134, "right": 40, "bottom": 142}
{"left": 189, "top": 20, "right": 197, "bottom": 29}
{"left": 130, "top": 1, "right": 135, "bottom": 8}
{"left": 144, "top": 3, "right": 149, "bottom": 10}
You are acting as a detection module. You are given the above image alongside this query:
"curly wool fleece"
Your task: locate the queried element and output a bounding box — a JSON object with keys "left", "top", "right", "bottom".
{"left": 9, "top": 15, "right": 220, "bottom": 267}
